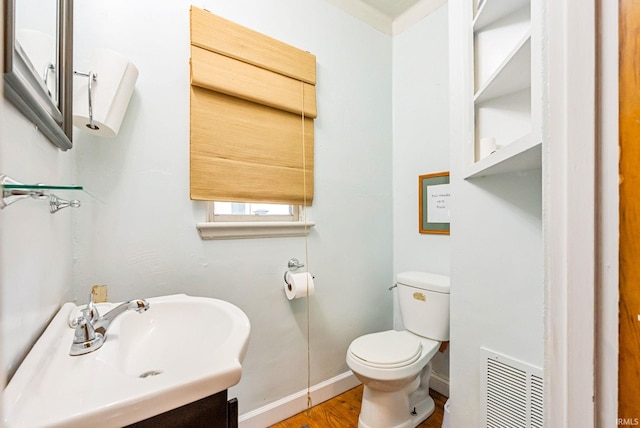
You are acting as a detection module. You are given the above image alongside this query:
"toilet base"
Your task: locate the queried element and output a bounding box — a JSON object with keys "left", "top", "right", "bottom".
{"left": 357, "top": 380, "right": 436, "bottom": 428}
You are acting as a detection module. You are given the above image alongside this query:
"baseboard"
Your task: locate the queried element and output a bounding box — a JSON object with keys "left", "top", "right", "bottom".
{"left": 238, "top": 371, "right": 361, "bottom": 428}
{"left": 429, "top": 371, "right": 450, "bottom": 398}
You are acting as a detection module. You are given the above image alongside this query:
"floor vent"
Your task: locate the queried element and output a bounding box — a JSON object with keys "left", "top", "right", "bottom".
{"left": 481, "top": 347, "right": 544, "bottom": 428}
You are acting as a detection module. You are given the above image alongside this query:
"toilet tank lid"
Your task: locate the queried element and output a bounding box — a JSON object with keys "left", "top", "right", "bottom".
{"left": 396, "top": 271, "right": 450, "bottom": 293}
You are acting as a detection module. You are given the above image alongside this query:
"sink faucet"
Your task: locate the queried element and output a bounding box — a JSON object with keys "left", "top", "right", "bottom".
{"left": 70, "top": 294, "right": 150, "bottom": 356}
{"left": 93, "top": 299, "right": 150, "bottom": 335}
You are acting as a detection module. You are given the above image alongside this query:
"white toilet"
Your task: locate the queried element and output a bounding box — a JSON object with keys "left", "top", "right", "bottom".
{"left": 346, "top": 271, "right": 450, "bottom": 428}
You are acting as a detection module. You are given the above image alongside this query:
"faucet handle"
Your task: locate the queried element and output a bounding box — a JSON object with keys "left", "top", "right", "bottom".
{"left": 69, "top": 294, "right": 101, "bottom": 328}
{"left": 70, "top": 313, "right": 104, "bottom": 356}
{"left": 82, "top": 293, "right": 100, "bottom": 324}
{"left": 73, "top": 315, "right": 97, "bottom": 343}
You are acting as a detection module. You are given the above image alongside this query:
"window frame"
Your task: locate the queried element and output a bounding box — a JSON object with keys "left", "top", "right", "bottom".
{"left": 206, "top": 202, "right": 301, "bottom": 223}
{"left": 197, "top": 202, "right": 314, "bottom": 240}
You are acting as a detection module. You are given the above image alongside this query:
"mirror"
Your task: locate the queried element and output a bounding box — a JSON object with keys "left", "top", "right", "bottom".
{"left": 3, "top": 0, "right": 73, "bottom": 150}
{"left": 15, "top": 1, "right": 58, "bottom": 104}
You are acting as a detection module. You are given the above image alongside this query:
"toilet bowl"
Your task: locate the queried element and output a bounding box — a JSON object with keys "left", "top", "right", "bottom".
{"left": 346, "top": 272, "right": 450, "bottom": 428}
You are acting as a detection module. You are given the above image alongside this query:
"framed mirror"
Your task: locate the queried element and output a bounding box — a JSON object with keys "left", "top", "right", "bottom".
{"left": 3, "top": 0, "right": 73, "bottom": 150}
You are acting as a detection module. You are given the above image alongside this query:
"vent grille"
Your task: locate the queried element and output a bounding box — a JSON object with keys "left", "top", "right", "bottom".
{"left": 530, "top": 374, "right": 544, "bottom": 428}
{"left": 481, "top": 348, "right": 544, "bottom": 428}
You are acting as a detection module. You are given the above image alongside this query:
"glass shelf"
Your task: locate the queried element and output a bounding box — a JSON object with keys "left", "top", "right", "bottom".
{"left": 2, "top": 183, "right": 84, "bottom": 191}
{"left": 1, "top": 174, "right": 99, "bottom": 213}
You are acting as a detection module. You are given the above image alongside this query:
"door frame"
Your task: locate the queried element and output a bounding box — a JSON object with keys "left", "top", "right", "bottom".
{"left": 596, "top": 0, "right": 619, "bottom": 425}
{"left": 545, "top": 0, "right": 618, "bottom": 426}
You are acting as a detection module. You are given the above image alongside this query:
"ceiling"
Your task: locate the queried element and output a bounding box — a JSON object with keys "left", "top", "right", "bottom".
{"left": 325, "top": 0, "right": 445, "bottom": 35}
{"left": 357, "top": 0, "right": 425, "bottom": 19}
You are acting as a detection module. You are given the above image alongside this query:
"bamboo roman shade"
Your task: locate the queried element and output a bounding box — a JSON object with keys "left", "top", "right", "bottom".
{"left": 189, "top": 6, "right": 316, "bottom": 205}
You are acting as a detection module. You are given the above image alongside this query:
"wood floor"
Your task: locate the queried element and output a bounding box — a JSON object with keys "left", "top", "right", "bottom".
{"left": 270, "top": 385, "right": 447, "bottom": 428}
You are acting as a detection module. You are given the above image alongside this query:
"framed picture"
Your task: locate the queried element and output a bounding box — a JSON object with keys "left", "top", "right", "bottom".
{"left": 419, "top": 172, "right": 450, "bottom": 234}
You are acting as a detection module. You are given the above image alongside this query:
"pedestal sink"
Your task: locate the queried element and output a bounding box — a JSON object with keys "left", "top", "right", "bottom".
{"left": 3, "top": 294, "right": 251, "bottom": 427}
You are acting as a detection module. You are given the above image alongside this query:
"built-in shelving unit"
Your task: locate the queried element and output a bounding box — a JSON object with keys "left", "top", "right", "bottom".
{"left": 473, "top": 0, "right": 529, "bottom": 30}
{"left": 465, "top": 0, "right": 539, "bottom": 179}
{"left": 474, "top": 33, "right": 530, "bottom": 104}
{"left": 464, "top": 133, "right": 540, "bottom": 178}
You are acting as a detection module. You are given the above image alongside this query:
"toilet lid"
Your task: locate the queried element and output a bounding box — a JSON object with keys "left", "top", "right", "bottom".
{"left": 350, "top": 331, "right": 422, "bottom": 368}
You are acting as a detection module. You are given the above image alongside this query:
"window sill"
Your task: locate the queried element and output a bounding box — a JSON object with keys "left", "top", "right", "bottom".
{"left": 196, "top": 221, "right": 316, "bottom": 240}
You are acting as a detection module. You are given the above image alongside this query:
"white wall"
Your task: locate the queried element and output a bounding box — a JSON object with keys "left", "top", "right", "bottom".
{"left": 71, "top": 0, "right": 393, "bottom": 416}
{"left": 0, "top": 102, "right": 74, "bottom": 381}
{"left": 449, "top": 170, "right": 543, "bottom": 425}
{"left": 447, "top": 2, "right": 544, "bottom": 425}
{"left": 392, "top": 4, "right": 450, "bottom": 382}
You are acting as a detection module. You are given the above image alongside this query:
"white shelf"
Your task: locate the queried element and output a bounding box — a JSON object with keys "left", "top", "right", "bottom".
{"left": 474, "top": 0, "right": 530, "bottom": 31}
{"left": 469, "top": 0, "right": 537, "bottom": 179}
{"left": 473, "top": 5, "right": 530, "bottom": 95}
{"left": 474, "top": 33, "right": 531, "bottom": 104}
{"left": 465, "top": 133, "right": 540, "bottom": 179}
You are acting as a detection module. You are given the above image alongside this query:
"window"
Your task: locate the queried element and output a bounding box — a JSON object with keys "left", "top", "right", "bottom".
{"left": 208, "top": 202, "right": 301, "bottom": 222}
{"left": 189, "top": 7, "right": 316, "bottom": 207}
{"left": 190, "top": 8, "right": 317, "bottom": 240}
{"left": 198, "top": 202, "right": 313, "bottom": 240}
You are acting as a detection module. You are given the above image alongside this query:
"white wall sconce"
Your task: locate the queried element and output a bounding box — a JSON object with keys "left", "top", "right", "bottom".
{"left": 73, "top": 49, "right": 139, "bottom": 137}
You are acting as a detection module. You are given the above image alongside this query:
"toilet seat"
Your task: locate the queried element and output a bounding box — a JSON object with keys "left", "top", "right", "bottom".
{"left": 349, "top": 330, "right": 422, "bottom": 368}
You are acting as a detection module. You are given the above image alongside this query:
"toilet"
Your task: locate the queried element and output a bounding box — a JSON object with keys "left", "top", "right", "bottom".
{"left": 346, "top": 271, "right": 450, "bottom": 428}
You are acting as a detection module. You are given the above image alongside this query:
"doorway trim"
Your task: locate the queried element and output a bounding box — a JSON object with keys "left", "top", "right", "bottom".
{"left": 545, "top": 0, "right": 619, "bottom": 426}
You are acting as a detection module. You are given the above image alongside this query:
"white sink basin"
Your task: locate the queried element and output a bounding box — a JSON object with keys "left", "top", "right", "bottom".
{"left": 3, "top": 294, "right": 251, "bottom": 427}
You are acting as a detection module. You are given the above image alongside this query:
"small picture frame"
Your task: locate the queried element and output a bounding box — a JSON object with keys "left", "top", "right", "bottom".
{"left": 419, "top": 172, "right": 451, "bottom": 235}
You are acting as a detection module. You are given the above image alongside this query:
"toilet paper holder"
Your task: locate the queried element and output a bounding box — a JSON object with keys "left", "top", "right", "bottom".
{"left": 284, "top": 258, "right": 307, "bottom": 285}
{"left": 287, "top": 258, "right": 305, "bottom": 270}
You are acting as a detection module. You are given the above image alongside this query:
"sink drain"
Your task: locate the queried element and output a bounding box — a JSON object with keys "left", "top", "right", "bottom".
{"left": 139, "top": 370, "right": 163, "bottom": 378}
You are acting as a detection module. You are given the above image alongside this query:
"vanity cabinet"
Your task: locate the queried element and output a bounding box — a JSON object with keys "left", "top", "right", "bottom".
{"left": 465, "top": 0, "right": 541, "bottom": 178}
{"left": 126, "top": 390, "right": 238, "bottom": 428}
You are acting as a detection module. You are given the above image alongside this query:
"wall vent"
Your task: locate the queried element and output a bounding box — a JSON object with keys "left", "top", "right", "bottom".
{"left": 481, "top": 347, "right": 544, "bottom": 428}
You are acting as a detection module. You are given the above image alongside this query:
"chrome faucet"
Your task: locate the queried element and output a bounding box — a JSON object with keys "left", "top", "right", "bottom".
{"left": 92, "top": 299, "right": 150, "bottom": 336}
{"left": 70, "top": 294, "right": 150, "bottom": 356}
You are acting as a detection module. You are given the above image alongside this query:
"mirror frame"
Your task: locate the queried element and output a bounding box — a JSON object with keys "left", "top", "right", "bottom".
{"left": 3, "top": 0, "right": 73, "bottom": 150}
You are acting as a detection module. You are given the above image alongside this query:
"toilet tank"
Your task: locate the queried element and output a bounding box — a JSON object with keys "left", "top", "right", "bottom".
{"left": 397, "top": 271, "right": 450, "bottom": 341}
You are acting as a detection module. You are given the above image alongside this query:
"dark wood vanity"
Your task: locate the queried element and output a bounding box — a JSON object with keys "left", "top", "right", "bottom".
{"left": 126, "top": 390, "right": 238, "bottom": 428}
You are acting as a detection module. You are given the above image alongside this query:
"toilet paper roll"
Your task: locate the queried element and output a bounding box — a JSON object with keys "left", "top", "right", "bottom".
{"left": 73, "top": 49, "right": 139, "bottom": 137}
{"left": 479, "top": 137, "right": 497, "bottom": 159}
{"left": 285, "top": 272, "right": 315, "bottom": 300}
